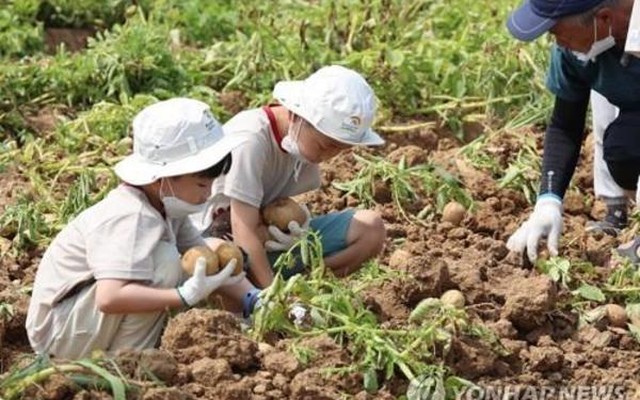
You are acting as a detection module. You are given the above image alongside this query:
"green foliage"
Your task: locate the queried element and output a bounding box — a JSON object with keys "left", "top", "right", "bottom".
{"left": 36, "top": 0, "right": 133, "bottom": 29}
{"left": 55, "top": 94, "right": 157, "bottom": 151}
{"left": 0, "top": 196, "right": 49, "bottom": 251}
{"left": 333, "top": 154, "right": 473, "bottom": 224}
{"left": 252, "top": 233, "right": 484, "bottom": 392}
{"left": 461, "top": 132, "right": 541, "bottom": 205}
{"left": 0, "top": 3, "right": 43, "bottom": 58}
{"left": 148, "top": 0, "right": 238, "bottom": 45}
{"left": 538, "top": 257, "right": 573, "bottom": 289}
{"left": 86, "top": 17, "right": 194, "bottom": 100}
{"left": 179, "top": 0, "right": 551, "bottom": 129}
{"left": 58, "top": 169, "right": 116, "bottom": 223}
{"left": 497, "top": 135, "right": 540, "bottom": 204}
{"left": 0, "top": 354, "right": 132, "bottom": 400}
{"left": 603, "top": 258, "right": 640, "bottom": 303}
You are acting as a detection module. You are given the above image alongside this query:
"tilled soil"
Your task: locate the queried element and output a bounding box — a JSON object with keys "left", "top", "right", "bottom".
{"left": 2, "top": 124, "right": 640, "bottom": 399}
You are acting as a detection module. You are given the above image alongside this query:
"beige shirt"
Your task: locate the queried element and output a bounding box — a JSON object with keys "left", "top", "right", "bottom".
{"left": 26, "top": 184, "right": 203, "bottom": 348}
{"left": 193, "top": 107, "right": 321, "bottom": 232}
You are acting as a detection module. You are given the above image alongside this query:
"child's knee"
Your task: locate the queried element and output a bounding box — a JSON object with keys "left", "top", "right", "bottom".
{"left": 350, "top": 210, "right": 386, "bottom": 254}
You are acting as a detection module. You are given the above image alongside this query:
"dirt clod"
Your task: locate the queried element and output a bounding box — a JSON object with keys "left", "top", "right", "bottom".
{"left": 502, "top": 275, "right": 557, "bottom": 332}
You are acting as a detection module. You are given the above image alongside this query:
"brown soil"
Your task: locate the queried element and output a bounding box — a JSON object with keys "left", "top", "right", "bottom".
{"left": 2, "top": 124, "right": 640, "bottom": 398}
{"left": 44, "top": 28, "right": 96, "bottom": 53}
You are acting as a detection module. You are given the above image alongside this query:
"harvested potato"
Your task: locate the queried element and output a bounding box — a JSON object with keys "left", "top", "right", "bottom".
{"left": 605, "top": 304, "right": 627, "bottom": 328}
{"left": 389, "top": 249, "right": 411, "bottom": 269}
{"left": 440, "top": 290, "right": 465, "bottom": 309}
{"left": 441, "top": 201, "right": 466, "bottom": 225}
{"left": 262, "top": 198, "right": 306, "bottom": 232}
{"left": 216, "top": 242, "right": 244, "bottom": 275}
{"left": 182, "top": 246, "right": 219, "bottom": 276}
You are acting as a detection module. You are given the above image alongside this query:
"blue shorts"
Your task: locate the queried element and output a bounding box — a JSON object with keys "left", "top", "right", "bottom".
{"left": 268, "top": 209, "right": 356, "bottom": 278}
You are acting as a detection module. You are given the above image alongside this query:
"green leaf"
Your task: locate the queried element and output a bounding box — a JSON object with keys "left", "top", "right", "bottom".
{"left": 628, "top": 322, "right": 640, "bottom": 343}
{"left": 409, "top": 298, "right": 442, "bottom": 323}
{"left": 573, "top": 284, "right": 606, "bottom": 302}
{"left": 74, "top": 360, "right": 127, "bottom": 400}
{"left": 363, "top": 368, "right": 379, "bottom": 393}
{"left": 386, "top": 49, "right": 405, "bottom": 68}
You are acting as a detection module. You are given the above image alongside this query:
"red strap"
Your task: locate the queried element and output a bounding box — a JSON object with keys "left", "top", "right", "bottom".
{"left": 262, "top": 105, "right": 285, "bottom": 152}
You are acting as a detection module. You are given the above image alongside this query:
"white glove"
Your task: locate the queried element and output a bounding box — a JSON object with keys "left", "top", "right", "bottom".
{"left": 177, "top": 257, "right": 245, "bottom": 306}
{"left": 506, "top": 196, "right": 563, "bottom": 264}
{"left": 264, "top": 204, "right": 311, "bottom": 252}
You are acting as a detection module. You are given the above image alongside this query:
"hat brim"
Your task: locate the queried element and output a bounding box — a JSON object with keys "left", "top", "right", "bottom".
{"left": 114, "top": 134, "right": 247, "bottom": 185}
{"left": 507, "top": 0, "right": 557, "bottom": 42}
{"left": 274, "top": 81, "right": 385, "bottom": 147}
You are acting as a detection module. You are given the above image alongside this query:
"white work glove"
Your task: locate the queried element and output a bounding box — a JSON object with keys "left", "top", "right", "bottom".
{"left": 506, "top": 195, "right": 563, "bottom": 264}
{"left": 264, "top": 204, "right": 311, "bottom": 252}
{"left": 177, "top": 257, "right": 245, "bottom": 307}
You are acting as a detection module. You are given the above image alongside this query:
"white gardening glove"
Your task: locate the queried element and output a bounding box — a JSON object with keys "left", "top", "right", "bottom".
{"left": 506, "top": 195, "right": 563, "bottom": 264}
{"left": 264, "top": 204, "right": 311, "bottom": 252}
{"left": 177, "top": 257, "right": 245, "bottom": 306}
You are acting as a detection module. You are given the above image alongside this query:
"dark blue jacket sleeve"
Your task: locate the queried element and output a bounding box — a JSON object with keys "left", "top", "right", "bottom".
{"left": 539, "top": 95, "right": 589, "bottom": 199}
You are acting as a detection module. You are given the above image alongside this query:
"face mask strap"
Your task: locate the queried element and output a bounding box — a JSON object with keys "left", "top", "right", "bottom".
{"left": 159, "top": 177, "right": 177, "bottom": 199}
{"left": 288, "top": 116, "right": 304, "bottom": 142}
{"left": 593, "top": 15, "right": 613, "bottom": 41}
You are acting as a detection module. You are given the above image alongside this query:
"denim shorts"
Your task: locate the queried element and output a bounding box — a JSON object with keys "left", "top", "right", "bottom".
{"left": 267, "top": 209, "right": 356, "bottom": 278}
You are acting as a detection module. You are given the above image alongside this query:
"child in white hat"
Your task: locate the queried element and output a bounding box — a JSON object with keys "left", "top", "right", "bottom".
{"left": 196, "top": 66, "right": 386, "bottom": 289}
{"left": 26, "top": 98, "right": 258, "bottom": 359}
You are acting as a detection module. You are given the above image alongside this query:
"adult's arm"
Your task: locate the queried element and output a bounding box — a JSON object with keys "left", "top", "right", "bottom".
{"left": 538, "top": 95, "right": 590, "bottom": 199}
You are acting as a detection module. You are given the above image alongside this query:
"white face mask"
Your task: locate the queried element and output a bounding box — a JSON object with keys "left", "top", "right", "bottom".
{"left": 160, "top": 179, "right": 210, "bottom": 219}
{"left": 281, "top": 117, "right": 312, "bottom": 181}
{"left": 282, "top": 117, "right": 310, "bottom": 163}
{"left": 572, "top": 19, "right": 616, "bottom": 63}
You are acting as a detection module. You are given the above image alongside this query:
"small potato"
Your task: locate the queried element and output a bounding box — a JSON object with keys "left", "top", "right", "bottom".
{"left": 262, "top": 198, "right": 306, "bottom": 232}
{"left": 182, "top": 246, "right": 219, "bottom": 276}
{"left": 442, "top": 201, "right": 466, "bottom": 226}
{"left": 440, "top": 289, "right": 465, "bottom": 309}
{"left": 388, "top": 249, "right": 411, "bottom": 269}
{"left": 216, "top": 242, "right": 244, "bottom": 276}
{"left": 605, "top": 304, "right": 627, "bottom": 328}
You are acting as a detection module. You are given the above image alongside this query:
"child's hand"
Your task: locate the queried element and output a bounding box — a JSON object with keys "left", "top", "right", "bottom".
{"left": 177, "top": 257, "right": 245, "bottom": 306}
{"left": 264, "top": 204, "right": 311, "bottom": 252}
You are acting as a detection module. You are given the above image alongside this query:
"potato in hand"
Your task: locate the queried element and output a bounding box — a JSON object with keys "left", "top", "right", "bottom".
{"left": 181, "top": 246, "right": 219, "bottom": 276}
{"left": 261, "top": 197, "right": 307, "bottom": 232}
{"left": 216, "top": 242, "right": 245, "bottom": 276}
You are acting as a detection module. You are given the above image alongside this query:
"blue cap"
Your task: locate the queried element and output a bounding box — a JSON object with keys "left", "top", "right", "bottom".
{"left": 507, "top": 0, "right": 607, "bottom": 41}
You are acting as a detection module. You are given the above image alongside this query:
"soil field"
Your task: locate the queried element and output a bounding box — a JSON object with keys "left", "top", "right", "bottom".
{"left": 2, "top": 121, "right": 639, "bottom": 399}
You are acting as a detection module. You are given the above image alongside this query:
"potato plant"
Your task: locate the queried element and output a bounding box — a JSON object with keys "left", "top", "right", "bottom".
{"left": 333, "top": 154, "right": 473, "bottom": 224}
{"left": 251, "top": 232, "right": 496, "bottom": 393}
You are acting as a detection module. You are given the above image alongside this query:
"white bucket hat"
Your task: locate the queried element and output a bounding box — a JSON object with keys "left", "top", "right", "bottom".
{"left": 273, "top": 65, "right": 384, "bottom": 146}
{"left": 114, "top": 98, "right": 245, "bottom": 185}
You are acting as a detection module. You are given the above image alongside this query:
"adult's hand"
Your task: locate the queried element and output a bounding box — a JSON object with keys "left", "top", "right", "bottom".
{"left": 506, "top": 195, "right": 563, "bottom": 264}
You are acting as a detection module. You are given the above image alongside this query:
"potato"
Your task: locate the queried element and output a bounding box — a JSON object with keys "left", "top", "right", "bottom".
{"left": 389, "top": 249, "right": 411, "bottom": 269}
{"left": 216, "top": 242, "right": 244, "bottom": 276}
{"left": 440, "top": 290, "right": 465, "bottom": 309}
{"left": 182, "top": 246, "right": 219, "bottom": 276}
{"left": 605, "top": 304, "right": 627, "bottom": 328}
{"left": 262, "top": 198, "right": 306, "bottom": 232}
{"left": 441, "top": 201, "right": 466, "bottom": 225}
